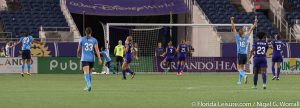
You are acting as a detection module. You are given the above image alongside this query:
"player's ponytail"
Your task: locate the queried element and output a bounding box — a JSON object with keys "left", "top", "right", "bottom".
{"left": 85, "top": 27, "right": 92, "bottom": 41}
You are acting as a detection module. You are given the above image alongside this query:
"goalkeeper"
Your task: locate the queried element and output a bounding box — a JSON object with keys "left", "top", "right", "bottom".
{"left": 114, "top": 40, "right": 125, "bottom": 74}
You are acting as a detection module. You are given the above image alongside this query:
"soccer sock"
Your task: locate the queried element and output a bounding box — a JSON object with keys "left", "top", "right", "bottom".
{"left": 262, "top": 73, "right": 267, "bottom": 85}
{"left": 253, "top": 73, "right": 258, "bottom": 86}
{"left": 180, "top": 64, "right": 184, "bottom": 72}
{"left": 27, "top": 64, "right": 31, "bottom": 73}
{"left": 239, "top": 69, "right": 244, "bottom": 82}
{"left": 116, "top": 64, "right": 119, "bottom": 72}
{"left": 277, "top": 68, "right": 281, "bottom": 78}
{"left": 177, "top": 64, "right": 180, "bottom": 72}
{"left": 21, "top": 64, "right": 25, "bottom": 73}
{"left": 272, "top": 65, "right": 275, "bottom": 76}
{"left": 89, "top": 74, "right": 92, "bottom": 83}
{"left": 122, "top": 69, "right": 126, "bottom": 78}
{"left": 84, "top": 73, "right": 91, "bottom": 88}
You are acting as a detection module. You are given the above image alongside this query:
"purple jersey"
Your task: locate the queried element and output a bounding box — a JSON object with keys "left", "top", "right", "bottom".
{"left": 166, "top": 46, "right": 176, "bottom": 57}
{"left": 125, "top": 42, "right": 133, "bottom": 63}
{"left": 177, "top": 43, "right": 188, "bottom": 55}
{"left": 271, "top": 40, "right": 284, "bottom": 56}
{"left": 253, "top": 40, "right": 269, "bottom": 57}
{"left": 253, "top": 40, "right": 268, "bottom": 68}
{"left": 125, "top": 42, "right": 132, "bottom": 55}
{"left": 177, "top": 43, "right": 188, "bottom": 61}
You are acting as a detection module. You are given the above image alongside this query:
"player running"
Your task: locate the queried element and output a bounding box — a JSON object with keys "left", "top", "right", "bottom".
{"left": 176, "top": 40, "right": 189, "bottom": 75}
{"left": 231, "top": 16, "right": 257, "bottom": 84}
{"left": 122, "top": 36, "right": 137, "bottom": 80}
{"left": 270, "top": 34, "right": 285, "bottom": 80}
{"left": 248, "top": 32, "right": 269, "bottom": 89}
{"left": 161, "top": 41, "right": 176, "bottom": 74}
{"left": 100, "top": 45, "right": 116, "bottom": 74}
{"left": 77, "top": 27, "right": 102, "bottom": 92}
{"left": 10, "top": 32, "right": 34, "bottom": 77}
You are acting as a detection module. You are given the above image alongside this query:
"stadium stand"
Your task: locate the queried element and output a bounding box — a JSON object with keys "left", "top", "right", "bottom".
{"left": 284, "top": 0, "right": 300, "bottom": 25}
{"left": 0, "top": 0, "right": 68, "bottom": 38}
{"left": 196, "top": 0, "right": 278, "bottom": 36}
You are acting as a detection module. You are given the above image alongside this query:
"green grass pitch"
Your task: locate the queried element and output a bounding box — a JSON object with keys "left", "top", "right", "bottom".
{"left": 0, "top": 73, "right": 299, "bottom": 108}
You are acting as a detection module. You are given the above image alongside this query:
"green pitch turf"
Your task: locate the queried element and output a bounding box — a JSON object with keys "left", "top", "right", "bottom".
{"left": 0, "top": 73, "right": 299, "bottom": 108}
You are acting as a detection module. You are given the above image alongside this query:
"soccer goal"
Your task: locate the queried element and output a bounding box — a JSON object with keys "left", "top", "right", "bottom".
{"left": 105, "top": 23, "right": 254, "bottom": 74}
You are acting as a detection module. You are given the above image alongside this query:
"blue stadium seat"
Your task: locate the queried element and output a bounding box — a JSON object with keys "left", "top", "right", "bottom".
{"left": 0, "top": 0, "right": 68, "bottom": 37}
{"left": 196, "top": 0, "right": 278, "bottom": 36}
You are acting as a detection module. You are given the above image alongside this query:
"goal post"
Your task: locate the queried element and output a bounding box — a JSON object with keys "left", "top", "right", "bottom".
{"left": 105, "top": 23, "right": 254, "bottom": 74}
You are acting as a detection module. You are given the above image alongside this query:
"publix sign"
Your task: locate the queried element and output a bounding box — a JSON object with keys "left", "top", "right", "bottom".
{"left": 38, "top": 57, "right": 103, "bottom": 74}
{"left": 281, "top": 58, "right": 300, "bottom": 73}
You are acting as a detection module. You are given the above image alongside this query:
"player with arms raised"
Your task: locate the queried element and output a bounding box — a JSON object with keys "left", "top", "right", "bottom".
{"left": 122, "top": 36, "right": 136, "bottom": 80}
{"left": 161, "top": 41, "right": 176, "bottom": 74}
{"left": 10, "top": 32, "right": 34, "bottom": 77}
{"left": 231, "top": 16, "right": 257, "bottom": 84}
{"left": 270, "top": 34, "right": 285, "bottom": 80}
{"left": 77, "top": 27, "right": 102, "bottom": 92}
{"left": 248, "top": 32, "right": 268, "bottom": 89}
{"left": 176, "top": 40, "right": 189, "bottom": 75}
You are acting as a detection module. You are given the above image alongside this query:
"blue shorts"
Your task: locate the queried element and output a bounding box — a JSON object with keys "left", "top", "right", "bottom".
{"left": 124, "top": 55, "right": 132, "bottom": 64}
{"left": 178, "top": 54, "right": 187, "bottom": 61}
{"left": 237, "top": 54, "right": 247, "bottom": 65}
{"left": 254, "top": 57, "right": 267, "bottom": 68}
{"left": 164, "top": 56, "right": 174, "bottom": 62}
{"left": 22, "top": 50, "right": 31, "bottom": 59}
{"left": 272, "top": 54, "right": 283, "bottom": 62}
{"left": 82, "top": 61, "right": 94, "bottom": 68}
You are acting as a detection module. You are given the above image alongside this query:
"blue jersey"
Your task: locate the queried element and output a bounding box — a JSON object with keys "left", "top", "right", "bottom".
{"left": 166, "top": 46, "right": 176, "bottom": 57}
{"left": 271, "top": 40, "right": 284, "bottom": 56}
{"left": 20, "top": 36, "right": 34, "bottom": 50}
{"left": 80, "top": 36, "right": 98, "bottom": 62}
{"left": 177, "top": 43, "right": 188, "bottom": 55}
{"left": 125, "top": 42, "right": 133, "bottom": 56}
{"left": 253, "top": 40, "right": 268, "bottom": 57}
{"left": 100, "top": 49, "right": 111, "bottom": 62}
{"left": 235, "top": 34, "right": 249, "bottom": 54}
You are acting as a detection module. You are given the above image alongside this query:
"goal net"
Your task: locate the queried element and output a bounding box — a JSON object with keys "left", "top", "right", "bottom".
{"left": 105, "top": 23, "right": 254, "bottom": 74}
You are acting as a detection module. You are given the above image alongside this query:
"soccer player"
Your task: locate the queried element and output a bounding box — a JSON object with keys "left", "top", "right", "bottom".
{"left": 270, "top": 34, "right": 285, "bottom": 80}
{"left": 161, "top": 41, "right": 176, "bottom": 74}
{"left": 248, "top": 32, "right": 269, "bottom": 89}
{"left": 176, "top": 40, "right": 189, "bottom": 75}
{"left": 122, "top": 36, "right": 136, "bottom": 80}
{"left": 114, "top": 40, "right": 125, "bottom": 74}
{"left": 10, "top": 32, "right": 34, "bottom": 77}
{"left": 155, "top": 42, "right": 164, "bottom": 56}
{"left": 100, "top": 47, "right": 116, "bottom": 74}
{"left": 231, "top": 16, "right": 257, "bottom": 84}
{"left": 77, "top": 27, "right": 102, "bottom": 92}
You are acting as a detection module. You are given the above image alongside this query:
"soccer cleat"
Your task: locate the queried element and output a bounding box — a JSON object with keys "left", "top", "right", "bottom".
{"left": 263, "top": 84, "right": 267, "bottom": 90}
{"left": 244, "top": 75, "right": 248, "bottom": 84}
{"left": 87, "top": 86, "right": 91, "bottom": 92}
{"left": 176, "top": 72, "right": 180, "bottom": 76}
{"left": 237, "top": 82, "right": 242, "bottom": 85}
{"left": 122, "top": 77, "right": 127, "bottom": 80}
{"left": 272, "top": 76, "right": 277, "bottom": 80}
{"left": 131, "top": 72, "right": 135, "bottom": 79}
{"left": 21, "top": 73, "right": 24, "bottom": 77}
{"left": 83, "top": 87, "right": 88, "bottom": 91}
{"left": 276, "top": 78, "right": 280, "bottom": 80}
{"left": 252, "top": 86, "right": 257, "bottom": 89}
{"left": 27, "top": 73, "right": 31, "bottom": 76}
